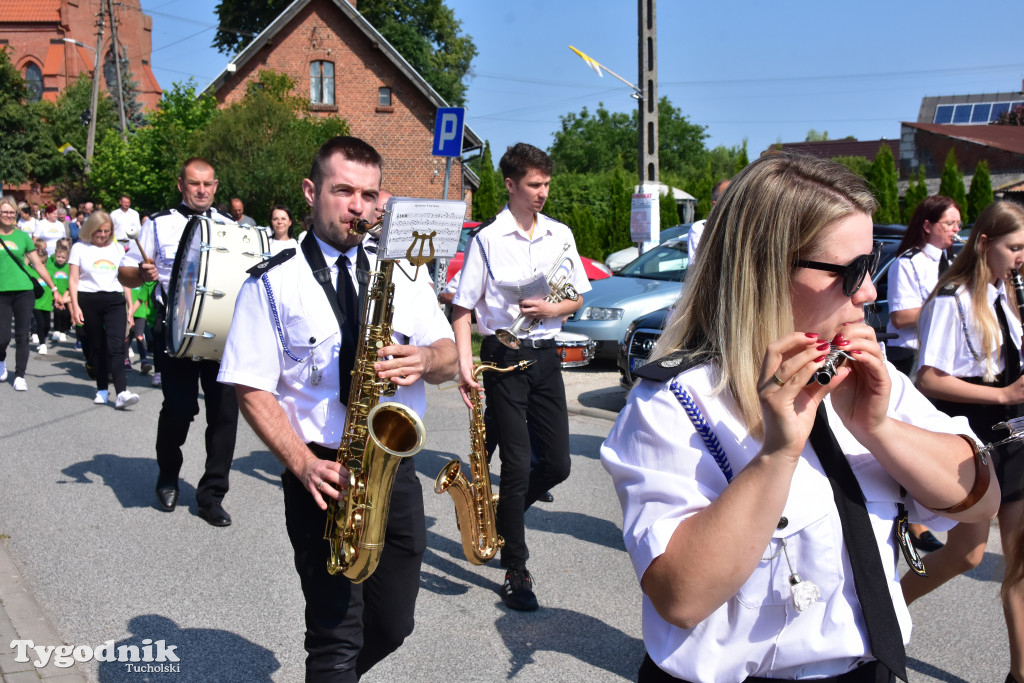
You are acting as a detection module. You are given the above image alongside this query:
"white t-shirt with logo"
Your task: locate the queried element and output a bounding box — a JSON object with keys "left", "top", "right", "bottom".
{"left": 69, "top": 242, "right": 128, "bottom": 293}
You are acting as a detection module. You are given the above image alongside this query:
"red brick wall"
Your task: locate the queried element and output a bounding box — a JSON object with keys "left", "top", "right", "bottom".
{"left": 911, "top": 128, "right": 1024, "bottom": 177}
{"left": 0, "top": 0, "right": 161, "bottom": 109}
{"left": 214, "top": 0, "right": 470, "bottom": 214}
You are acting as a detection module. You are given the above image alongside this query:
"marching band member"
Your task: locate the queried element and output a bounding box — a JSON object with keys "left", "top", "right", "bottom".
{"left": 902, "top": 201, "right": 1024, "bottom": 683}
{"left": 117, "top": 158, "right": 239, "bottom": 526}
{"left": 452, "top": 142, "right": 590, "bottom": 611}
{"left": 601, "top": 154, "right": 999, "bottom": 683}
{"left": 218, "top": 136, "right": 456, "bottom": 681}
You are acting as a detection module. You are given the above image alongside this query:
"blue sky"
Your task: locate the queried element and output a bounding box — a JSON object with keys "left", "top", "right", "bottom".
{"left": 140, "top": 0, "right": 1024, "bottom": 162}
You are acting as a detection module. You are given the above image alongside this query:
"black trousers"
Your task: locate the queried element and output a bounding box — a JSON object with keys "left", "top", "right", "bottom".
{"left": 639, "top": 654, "right": 894, "bottom": 682}
{"left": 53, "top": 306, "right": 71, "bottom": 334}
{"left": 283, "top": 449, "right": 425, "bottom": 682}
{"left": 480, "top": 335, "right": 571, "bottom": 569}
{"left": 78, "top": 291, "right": 128, "bottom": 394}
{"left": 155, "top": 354, "right": 238, "bottom": 507}
{"left": 32, "top": 308, "right": 51, "bottom": 342}
{"left": 0, "top": 289, "right": 33, "bottom": 378}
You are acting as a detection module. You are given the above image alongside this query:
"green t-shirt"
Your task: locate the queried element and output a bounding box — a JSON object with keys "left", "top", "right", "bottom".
{"left": 130, "top": 281, "right": 155, "bottom": 320}
{"left": 47, "top": 256, "right": 70, "bottom": 295}
{"left": 34, "top": 275, "right": 53, "bottom": 312}
{"left": 0, "top": 230, "right": 36, "bottom": 292}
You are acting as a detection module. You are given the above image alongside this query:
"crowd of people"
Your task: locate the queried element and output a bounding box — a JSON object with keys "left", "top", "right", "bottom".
{"left": 7, "top": 144, "right": 1024, "bottom": 683}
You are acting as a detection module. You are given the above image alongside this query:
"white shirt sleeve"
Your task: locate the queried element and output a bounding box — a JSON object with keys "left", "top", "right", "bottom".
{"left": 218, "top": 276, "right": 285, "bottom": 394}
{"left": 888, "top": 257, "right": 925, "bottom": 313}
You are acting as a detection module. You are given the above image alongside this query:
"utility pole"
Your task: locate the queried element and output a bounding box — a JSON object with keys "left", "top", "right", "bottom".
{"left": 637, "top": 0, "right": 660, "bottom": 254}
{"left": 84, "top": 6, "right": 106, "bottom": 174}
{"left": 106, "top": 0, "right": 128, "bottom": 139}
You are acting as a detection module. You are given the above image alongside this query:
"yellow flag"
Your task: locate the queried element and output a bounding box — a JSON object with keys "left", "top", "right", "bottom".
{"left": 58, "top": 143, "right": 74, "bottom": 155}
{"left": 569, "top": 46, "right": 603, "bottom": 78}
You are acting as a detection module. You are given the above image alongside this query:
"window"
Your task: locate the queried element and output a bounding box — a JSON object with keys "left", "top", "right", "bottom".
{"left": 310, "top": 61, "right": 334, "bottom": 105}
{"left": 23, "top": 63, "right": 42, "bottom": 103}
{"left": 378, "top": 86, "right": 391, "bottom": 108}
{"left": 933, "top": 104, "right": 954, "bottom": 124}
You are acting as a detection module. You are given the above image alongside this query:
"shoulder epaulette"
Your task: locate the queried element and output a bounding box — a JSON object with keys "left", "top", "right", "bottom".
{"left": 633, "top": 350, "right": 712, "bottom": 382}
{"left": 247, "top": 248, "right": 294, "bottom": 277}
{"left": 149, "top": 208, "right": 175, "bottom": 220}
{"left": 470, "top": 215, "right": 496, "bottom": 237}
{"left": 936, "top": 283, "right": 958, "bottom": 297}
{"left": 900, "top": 247, "right": 921, "bottom": 258}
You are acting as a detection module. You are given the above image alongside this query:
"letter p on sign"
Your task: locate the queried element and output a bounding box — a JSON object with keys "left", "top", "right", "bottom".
{"left": 432, "top": 107, "right": 465, "bottom": 158}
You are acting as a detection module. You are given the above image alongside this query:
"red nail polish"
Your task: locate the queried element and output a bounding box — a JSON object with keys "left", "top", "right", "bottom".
{"left": 814, "top": 355, "right": 827, "bottom": 362}
{"left": 836, "top": 340, "right": 851, "bottom": 347}
{"left": 851, "top": 350, "right": 863, "bottom": 355}
{"left": 816, "top": 342, "right": 830, "bottom": 351}
{"left": 804, "top": 332, "right": 819, "bottom": 339}
{"left": 834, "top": 334, "right": 846, "bottom": 344}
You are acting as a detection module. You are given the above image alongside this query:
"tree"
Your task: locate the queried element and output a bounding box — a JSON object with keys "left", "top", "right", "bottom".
{"left": 866, "top": 145, "right": 899, "bottom": 224}
{"left": 831, "top": 156, "right": 871, "bottom": 180}
{"left": 806, "top": 129, "right": 830, "bottom": 142}
{"left": 212, "top": 0, "right": 476, "bottom": 106}
{"left": 103, "top": 44, "right": 147, "bottom": 130}
{"left": 194, "top": 71, "right": 349, "bottom": 224}
{"left": 994, "top": 104, "right": 1024, "bottom": 126}
{"left": 939, "top": 150, "right": 968, "bottom": 218}
{"left": 469, "top": 141, "right": 503, "bottom": 221}
{"left": 903, "top": 166, "right": 928, "bottom": 224}
{"left": 967, "top": 160, "right": 994, "bottom": 223}
{"left": 0, "top": 47, "right": 41, "bottom": 186}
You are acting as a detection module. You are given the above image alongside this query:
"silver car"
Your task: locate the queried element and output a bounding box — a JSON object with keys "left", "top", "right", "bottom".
{"left": 604, "top": 223, "right": 691, "bottom": 272}
{"left": 563, "top": 237, "right": 688, "bottom": 360}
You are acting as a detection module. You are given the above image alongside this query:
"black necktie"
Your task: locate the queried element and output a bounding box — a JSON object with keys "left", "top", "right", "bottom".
{"left": 808, "top": 404, "right": 908, "bottom": 682}
{"left": 995, "top": 294, "right": 1021, "bottom": 384}
{"left": 939, "top": 251, "right": 950, "bottom": 276}
{"left": 336, "top": 254, "right": 359, "bottom": 400}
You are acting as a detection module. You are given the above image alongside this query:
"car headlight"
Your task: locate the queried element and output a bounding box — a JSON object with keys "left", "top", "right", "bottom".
{"left": 580, "top": 307, "right": 623, "bottom": 321}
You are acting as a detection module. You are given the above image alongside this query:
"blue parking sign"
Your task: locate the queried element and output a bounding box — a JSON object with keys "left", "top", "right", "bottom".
{"left": 432, "top": 107, "right": 465, "bottom": 157}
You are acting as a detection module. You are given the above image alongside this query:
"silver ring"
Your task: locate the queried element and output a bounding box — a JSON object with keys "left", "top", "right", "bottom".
{"left": 316, "top": 481, "right": 323, "bottom": 492}
{"left": 771, "top": 373, "right": 785, "bottom": 386}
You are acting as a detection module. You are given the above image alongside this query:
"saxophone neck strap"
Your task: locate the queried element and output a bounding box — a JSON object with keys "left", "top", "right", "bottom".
{"left": 300, "top": 232, "right": 348, "bottom": 334}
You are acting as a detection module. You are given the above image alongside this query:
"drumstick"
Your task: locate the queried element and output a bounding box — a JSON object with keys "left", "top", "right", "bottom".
{"left": 122, "top": 223, "right": 149, "bottom": 262}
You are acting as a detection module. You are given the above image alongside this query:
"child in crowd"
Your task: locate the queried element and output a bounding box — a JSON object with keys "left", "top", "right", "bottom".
{"left": 48, "top": 240, "right": 72, "bottom": 342}
{"left": 31, "top": 238, "right": 52, "bottom": 354}
{"left": 127, "top": 281, "right": 155, "bottom": 375}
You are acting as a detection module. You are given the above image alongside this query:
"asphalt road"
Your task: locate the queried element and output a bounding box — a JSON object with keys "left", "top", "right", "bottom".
{"left": 0, "top": 346, "right": 1014, "bottom": 682}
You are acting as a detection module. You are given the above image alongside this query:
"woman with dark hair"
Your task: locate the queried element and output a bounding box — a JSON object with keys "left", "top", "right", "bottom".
{"left": 601, "top": 155, "right": 999, "bottom": 683}
{"left": 0, "top": 196, "right": 63, "bottom": 391}
{"left": 902, "top": 200, "right": 1024, "bottom": 683}
{"left": 886, "top": 195, "right": 963, "bottom": 375}
{"left": 269, "top": 204, "right": 297, "bottom": 255}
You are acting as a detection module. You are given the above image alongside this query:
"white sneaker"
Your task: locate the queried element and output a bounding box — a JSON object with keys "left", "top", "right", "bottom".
{"left": 13, "top": 377, "right": 27, "bottom": 391}
{"left": 0, "top": 365, "right": 6, "bottom": 382}
{"left": 115, "top": 390, "right": 139, "bottom": 410}
{"left": 30, "top": 334, "right": 38, "bottom": 345}
{"left": 94, "top": 389, "right": 109, "bottom": 404}
{"left": 151, "top": 372, "right": 162, "bottom": 387}
{"left": 58, "top": 332, "right": 67, "bottom": 342}
{"left": 37, "top": 343, "right": 47, "bottom": 355}
{"left": 128, "top": 347, "right": 135, "bottom": 359}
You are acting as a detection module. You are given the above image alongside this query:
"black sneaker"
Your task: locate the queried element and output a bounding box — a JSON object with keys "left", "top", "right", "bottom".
{"left": 502, "top": 568, "right": 538, "bottom": 611}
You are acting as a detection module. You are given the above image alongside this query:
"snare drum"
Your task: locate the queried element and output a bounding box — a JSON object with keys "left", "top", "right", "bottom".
{"left": 554, "top": 331, "right": 596, "bottom": 368}
{"left": 166, "top": 216, "right": 270, "bottom": 360}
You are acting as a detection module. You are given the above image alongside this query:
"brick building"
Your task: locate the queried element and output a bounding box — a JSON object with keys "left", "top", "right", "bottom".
{"left": 204, "top": 0, "right": 481, "bottom": 212}
{"left": 1, "top": 0, "right": 160, "bottom": 109}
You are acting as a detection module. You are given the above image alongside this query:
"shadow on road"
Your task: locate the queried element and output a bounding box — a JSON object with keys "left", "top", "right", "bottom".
{"left": 233, "top": 449, "right": 284, "bottom": 488}
{"left": 907, "top": 656, "right": 970, "bottom": 683}
{"left": 525, "top": 509, "right": 624, "bottom": 552}
{"left": 96, "top": 614, "right": 279, "bottom": 682}
{"left": 59, "top": 453, "right": 165, "bottom": 509}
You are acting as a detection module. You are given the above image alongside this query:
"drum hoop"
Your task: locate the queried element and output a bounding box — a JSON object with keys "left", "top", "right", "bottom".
{"left": 167, "top": 216, "right": 210, "bottom": 358}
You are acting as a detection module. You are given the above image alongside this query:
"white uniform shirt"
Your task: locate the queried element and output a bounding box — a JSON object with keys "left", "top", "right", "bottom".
{"left": 269, "top": 238, "right": 298, "bottom": 256}
{"left": 451, "top": 206, "right": 591, "bottom": 338}
{"left": 218, "top": 234, "right": 454, "bottom": 448}
{"left": 686, "top": 219, "right": 707, "bottom": 263}
{"left": 601, "top": 362, "right": 968, "bottom": 683}
{"left": 110, "top": 207, "right": 141, "bottom": 243}
{"left": 886, "top": 244, "right": 945, "bottom": 350}
{"left": 33, "top": 219, "right": 66, "bottom": 256}
{"left": 917, "top": 281, "right": 1019, "bottom": 379}
{"left": 132, "top": 205, "right": 233, "bottom": 303}
{"left": 69, "top": 242, "right": 131, "bottom": 293}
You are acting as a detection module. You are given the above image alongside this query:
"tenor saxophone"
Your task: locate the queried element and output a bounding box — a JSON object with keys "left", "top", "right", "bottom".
{"left": 323, "top": 219, "right": 427, "bottom": 583}
{"left": 434, "top": 360, "right": 532, "bottom": 564}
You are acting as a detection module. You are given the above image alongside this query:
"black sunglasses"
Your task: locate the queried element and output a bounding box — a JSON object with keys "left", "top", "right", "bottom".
{"left": 794, "top": 241, "right": 882, "bottom": 297}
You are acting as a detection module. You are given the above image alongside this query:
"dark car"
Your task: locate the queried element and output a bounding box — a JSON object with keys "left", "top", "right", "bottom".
{"left": 617, "top": 224, "right": 910, "bottom": 389}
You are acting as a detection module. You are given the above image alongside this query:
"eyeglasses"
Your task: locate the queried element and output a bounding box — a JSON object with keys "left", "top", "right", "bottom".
{"left": 937, "top": 219, "right": 964, "bottom": 229}
{"left": 0, "top": 211, "right": 16, "bottom": 216}
{"left": 794, "top": 241, "right": 882, "bottom": 297}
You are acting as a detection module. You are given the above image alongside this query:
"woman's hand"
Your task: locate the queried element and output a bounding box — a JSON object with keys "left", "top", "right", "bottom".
{"left": 71, "top": 303, "right": 84, "bottom": 327}
{"left": 826, "top": 323, "right": 891, "bottom": 440}
{"left": 758, "top": 332, "right": 833, "bottom": 459}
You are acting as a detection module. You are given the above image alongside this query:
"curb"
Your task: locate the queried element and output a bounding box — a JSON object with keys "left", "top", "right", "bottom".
{"left": 0, "top": 539, "right": 88, "bottom": 682}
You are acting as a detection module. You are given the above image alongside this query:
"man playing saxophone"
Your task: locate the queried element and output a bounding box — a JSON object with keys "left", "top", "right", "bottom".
{"left": 218, "top": 135, "right": 457, "bottom": 681}
{"left": 451, "top": 142, "right": 591, "bottom": 611}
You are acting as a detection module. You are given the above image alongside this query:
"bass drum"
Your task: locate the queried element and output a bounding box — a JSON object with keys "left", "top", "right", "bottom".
{"left": 554, "top": 331, "right": 596, "bottom": 369}
{"left": 166, "top": 216, "right": 270, "bottom": 360}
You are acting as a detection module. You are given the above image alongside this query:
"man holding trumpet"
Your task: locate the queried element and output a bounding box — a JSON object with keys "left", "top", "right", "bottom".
{"left": 451, "top": 142, "right": 590, "bottom": 611}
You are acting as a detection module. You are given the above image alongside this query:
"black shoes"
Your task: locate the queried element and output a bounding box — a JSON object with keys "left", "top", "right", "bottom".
{"left": 156, "top": 486, "right": 179, "bottom": 512}
{"left": 910, "top": 530, "right": 944, "bottom": 552}
{"left": 198, "top": 502, "right": 232, "bottom": 527}
{"left": 502, "top": 568, "right": 539, "bottom": 611}
{"left": 539, "top": 491, "right": 554, "bottom": 503}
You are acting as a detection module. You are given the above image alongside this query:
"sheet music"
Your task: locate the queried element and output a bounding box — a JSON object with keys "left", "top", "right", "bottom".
{"left": 495, "top": 272, "right": 551, "bottom": 302}
{"left": 378, "top": 198, "right": 466, "bottom": 261}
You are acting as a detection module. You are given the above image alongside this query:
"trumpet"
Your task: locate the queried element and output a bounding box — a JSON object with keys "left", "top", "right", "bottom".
{"left": 496, "top": 243, "right": 579, "bottom": 349}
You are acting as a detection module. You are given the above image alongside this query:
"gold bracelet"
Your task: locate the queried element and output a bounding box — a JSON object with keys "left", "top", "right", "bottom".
{"left": 933, "top": 434, "right": 991, "bottom": 514}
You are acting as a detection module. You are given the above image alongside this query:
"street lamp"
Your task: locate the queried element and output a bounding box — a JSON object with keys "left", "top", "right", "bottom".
{"left": 63, "top": 37, "right": 102, "bottom": 174}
